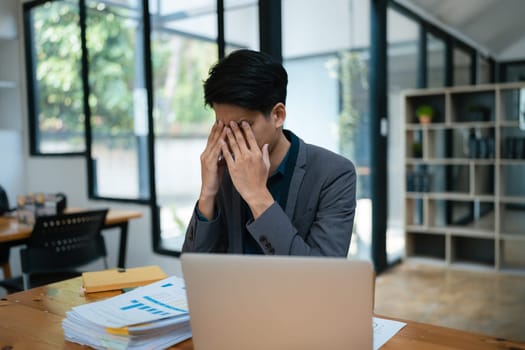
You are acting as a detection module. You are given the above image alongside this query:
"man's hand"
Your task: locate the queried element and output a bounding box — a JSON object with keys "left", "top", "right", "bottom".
{"left": 198, "top": 121, "right": 227, "bottom": 220}
{"left": 221, "top": 121, "right": 274, "bottom": 219}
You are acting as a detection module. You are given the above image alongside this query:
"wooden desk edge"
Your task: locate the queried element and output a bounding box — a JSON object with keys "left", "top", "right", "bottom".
{"left": 0, "top": 209, "right": 143, "bottom": 243}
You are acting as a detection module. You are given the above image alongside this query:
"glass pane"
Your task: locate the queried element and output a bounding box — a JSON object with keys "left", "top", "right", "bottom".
{"left": 387, "top": 8, "right": 419, "bottom": 262}
{"left": 506, "top": 63, "right": 525, "bottom": 82}
{"left": 427, "top": 33, "right": 445, "bottom": 88}
{"left": 151, "top": 0, "right": 218, "bottom": 251}
{"left": 283, "top": 0, "right": 371, "bottom": 260}
{"left": 225, "top": 0, "right": 259, "bottom": 52}
{"left": 28, "top": 1, "right": 85, "bottom": 153}
{"left": 86, "top": 0, "right": 149, "bottom": 199}
{"left": 454, "top": 47, "right": 471, "bottom": 86}
{"left": 479, "top": 56, "right": 491, "bottom": 84}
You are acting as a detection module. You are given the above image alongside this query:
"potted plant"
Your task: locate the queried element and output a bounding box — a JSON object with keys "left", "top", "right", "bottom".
{"left": 415, "top": 105, "right": 434, "bottom": 124}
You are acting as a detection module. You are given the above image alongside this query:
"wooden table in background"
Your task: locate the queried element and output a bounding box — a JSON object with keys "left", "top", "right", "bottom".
{"left": 0, "top": 209, "right": 142, "bottom": 268}
{"left": 1, "top": 277, "right": 524, "bottom": 350}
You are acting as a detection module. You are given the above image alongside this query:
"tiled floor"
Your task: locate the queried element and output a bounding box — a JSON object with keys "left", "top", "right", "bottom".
{"left": 374, "top": 261, "right": 525, "bottom": 342}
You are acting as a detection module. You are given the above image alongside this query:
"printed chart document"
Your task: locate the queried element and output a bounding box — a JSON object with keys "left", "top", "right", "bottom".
{"left": 373, "top": 317, "right": 407, "bottom": 350}
{"left": 62, "top": 275, "right": 191, "bottom": 350}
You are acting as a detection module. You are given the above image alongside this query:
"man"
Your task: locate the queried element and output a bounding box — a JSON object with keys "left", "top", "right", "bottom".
{"left": 182, "top": 49, "right": 356, "bottom": 257}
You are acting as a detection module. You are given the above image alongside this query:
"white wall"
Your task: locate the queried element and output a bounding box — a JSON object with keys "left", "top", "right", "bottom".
{"left": 499, "top": 36, "right": 525, "bottom": 61}
{"left": 0, "top": 130, "right": 24, "bottom": 208}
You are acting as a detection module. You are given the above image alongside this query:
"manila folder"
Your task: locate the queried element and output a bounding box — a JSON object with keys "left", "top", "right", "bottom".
{"left": 82, "top": 265, "right": 168, "bottom": 293}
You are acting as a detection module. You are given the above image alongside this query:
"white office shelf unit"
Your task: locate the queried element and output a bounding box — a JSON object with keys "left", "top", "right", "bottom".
{"left": 403, "top": 82, "right": 525, "bottom": 274}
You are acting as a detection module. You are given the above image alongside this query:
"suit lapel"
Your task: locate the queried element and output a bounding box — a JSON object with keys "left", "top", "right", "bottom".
{"left": 285, "top": 139, "right": 307, "bottom": 218}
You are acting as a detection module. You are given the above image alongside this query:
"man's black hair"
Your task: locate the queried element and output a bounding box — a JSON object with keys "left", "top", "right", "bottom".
{"left": 203, "top": 49, "right": 288, "bottom": 115}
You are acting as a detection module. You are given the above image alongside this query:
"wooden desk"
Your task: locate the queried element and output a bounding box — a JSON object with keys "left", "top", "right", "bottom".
{"left": 2, "top": 277, "right": 525, "bottom": 350}
{"left": 0, "top": 209, "right": 142, "bottom": 268}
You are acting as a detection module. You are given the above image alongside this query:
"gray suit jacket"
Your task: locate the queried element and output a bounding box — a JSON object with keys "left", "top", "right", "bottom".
{"left": 182, "top": 133, "right": 356, "bottom": 257}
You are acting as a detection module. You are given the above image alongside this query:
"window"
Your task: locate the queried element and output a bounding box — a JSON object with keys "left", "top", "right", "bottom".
{"left": 387, "top": 7, "right": 419, "bottom": 263}
{"left": 504, "top": 62, "right": 525, "bottom": 82}
{"left": 151, "top": 0, "right": 217, "bottom": 251}
{"left": 453, "top": 46, "right": 472, "bottom": 86}
{"left": 25, "top": 1, "right": 85, "bottom": 154}
{"left": 427, "top": 32, "right": 446, "bottom": 88}
{"left": 282, "top": 0, "right": 371, "bottom": 260}
{"left": 225, "top": 0, "right": 259, "bottom": 53}
{"left": 479, "top": 56, "right": 491, "bottom": 84}
{"left": 152, "top": 0, "right": 260, "bottom": 252}
{"left": 86, "top": 0, "right": 150, "bottom": 200}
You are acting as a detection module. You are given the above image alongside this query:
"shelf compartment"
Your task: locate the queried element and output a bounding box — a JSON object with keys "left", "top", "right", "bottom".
{"left": 451, "top": 236, "right": 495, "bottom": 266}
{"left": 499, "top": 204, "right": 525, "bottom": 236}
{"left": 406, "top": 164, "right": 470, "bottom": 194}
{"left": 500, "top": 164, "right": 525, "bottom": 197}
{"left": 500, "top": 239, "right": 525, "bottom": 270}
{"left": 426, "top": 127, "right": 495, "bottom": 159}
{"left": 500, "top": 87, "right": 525, "bottom": 123}
{"left": 500, "top": 126, "right": 525, "bottom": 160}
{"left": 473, "top": 164, "right": 495, "bottom": 196}
{"left": 428, "top": 199, "right": 495, "bottom": 231}
{"left": 405, "top": 198, "right": 424, "bottom": 226}
{"left": 450, "top": 90, "right": 496, "bottom": 123}
{"left": 406, "top": 129, "right": 423, "bottom": 159}
{"left": 406, "top": 232, "right": 446, "bottom": 260}
{"left": 405, "top": 94, "right": 446, "bottom": 124}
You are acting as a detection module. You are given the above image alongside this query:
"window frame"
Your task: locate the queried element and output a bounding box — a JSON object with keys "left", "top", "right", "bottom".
{"left": 23, "top": 0, "right": 88, "bottom": 157}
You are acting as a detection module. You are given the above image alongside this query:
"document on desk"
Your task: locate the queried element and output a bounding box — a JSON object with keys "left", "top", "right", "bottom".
{"left": 373, "top": 317, "right": 407, "bottom": 350}
{"left": 72, "top": 275, "right": 188, "bottom": 328}
{"left": 62, "top": 275, "right": 191, "bottom": 350}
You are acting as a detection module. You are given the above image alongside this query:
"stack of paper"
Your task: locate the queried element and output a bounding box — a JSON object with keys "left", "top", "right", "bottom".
{"left": 62, "top": 276, "right": 191, "bottom": 350}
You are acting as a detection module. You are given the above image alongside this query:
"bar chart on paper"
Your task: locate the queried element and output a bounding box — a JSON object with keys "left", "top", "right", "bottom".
{"left": 71, "top": 276, "right": 189, "bottom": 328}
{"left": 62, "top": 276, "right": 192, "bottom": 349}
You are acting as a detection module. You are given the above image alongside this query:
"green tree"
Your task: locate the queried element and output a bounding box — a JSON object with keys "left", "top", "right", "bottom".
{"left": 35, "top": 1, "right": 216, "bottom": 138}
{"left": 329, "top": 51, "right": 368, "bottom": 162}
{"left": 86, "top": 4, "right": 135, "bottom": 134}
{"left": 34, "top": 2, "right": 84, "bottom": 134}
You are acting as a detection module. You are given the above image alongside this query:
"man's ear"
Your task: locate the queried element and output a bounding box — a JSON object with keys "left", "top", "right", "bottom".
{"left": 271, "top": 103, "right": 286, "bottom": 128}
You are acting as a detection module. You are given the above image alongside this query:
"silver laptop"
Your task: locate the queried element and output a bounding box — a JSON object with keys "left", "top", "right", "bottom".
{"left": 181, "top": 253, "right": 373, "bottom": 350}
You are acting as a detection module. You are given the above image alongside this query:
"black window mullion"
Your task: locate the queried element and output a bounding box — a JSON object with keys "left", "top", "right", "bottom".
{"left": 444, "top": 36, "right": 453, "bottom": 87}
{"left": 259, "top": 0, "right": 282, "bottom": 62}
{"left": 418, "top": 23, "right": 427, "bottom": 88}
{"left": 79, "top": 0, "right": 96, "bottom": 196}
{"left": 470, "top": 50, "right": 477, "bottom": 85}
{"left": 488, "top": 58, "right": 497, "bottom": 83}
{"left": 140, "top": 0, "right": 160, "bottom": 251}
{"left": 370, "top": 0, "right": 388, "bottom": 274}
{"left": 217, "top": 0, "right": 225, "bottom": 58}
{"left": 23, "top": 2, "right": 39, "bottom": 155}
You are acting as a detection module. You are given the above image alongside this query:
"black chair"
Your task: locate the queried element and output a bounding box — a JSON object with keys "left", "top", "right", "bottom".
{"left": 0, "top": 209, "right": 109, "bottom": 292}
{"left": 0, "top": 185, "right": 13, "bottom": 280}
{"left": 0, "top": 245, "right": 11, "bottom": 279}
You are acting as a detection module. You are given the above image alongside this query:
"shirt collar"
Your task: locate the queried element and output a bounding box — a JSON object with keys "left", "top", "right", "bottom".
{"left": 269, "top": 138, "right": 291, "bottom": 178}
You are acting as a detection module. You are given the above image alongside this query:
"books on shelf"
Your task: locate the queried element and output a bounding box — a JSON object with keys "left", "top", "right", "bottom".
{"left": 63, "top": 275, "right": 191, "bottom": 350}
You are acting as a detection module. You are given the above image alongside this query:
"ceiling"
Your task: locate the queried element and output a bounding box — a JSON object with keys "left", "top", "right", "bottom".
{"left": 399, "top": 0, "right": 525, "bottom": 60}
